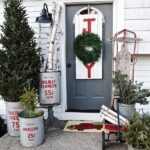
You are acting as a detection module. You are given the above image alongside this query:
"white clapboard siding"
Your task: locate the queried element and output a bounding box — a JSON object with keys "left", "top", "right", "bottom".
{"left": 134, "top": 55, "right": 150, "bottom": 112}
{"left": 127, "top": 42, "right": 150, "bottom": 54}
{"left": 125, "top": 0, "right": 150, "bottom": 8}
{"left": 136, "top": 56, "right": 150, "bottom": 64}
{"left": 135, "top": 64, "right": 150, "bottom": 71}
{"left": 133, "top": 31, "right": 150, "bottom": 42}
{"left": 134, "top": 70, "right": 150, "bottom": 76}
{"left": 125, "top": 8, "right": 150, "bottom": 20}
{"left": 134, "top": 56, "right": 150, "bottom": 88}
{"left": 135, "top": 76, "right": 150, "bottom": 82}
{"left": 23, "top": 0, "right": 51, "bottom": 7}
{"left": 125, "top": 20, "right": 150, "bottom": 31}
{"left": 125, "top": 0, "right": 150, "bottom": 55}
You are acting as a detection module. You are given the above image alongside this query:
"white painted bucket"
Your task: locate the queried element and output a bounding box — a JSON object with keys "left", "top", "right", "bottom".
{"left": 19, "top": 111, "right": 45, "bottom": 147}
{"left": 39, "top": 71, "right": 61, "bottom": 104}
{"left": 5, "top": 101, "right": 22, "bottom": 136}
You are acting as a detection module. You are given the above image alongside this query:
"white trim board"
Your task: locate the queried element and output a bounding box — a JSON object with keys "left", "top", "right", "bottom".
{"left": 55, "top": 0, "right": 113, "bottom": 4}
{"left": 54, "top": 112, "right": 102, "bottom": 121}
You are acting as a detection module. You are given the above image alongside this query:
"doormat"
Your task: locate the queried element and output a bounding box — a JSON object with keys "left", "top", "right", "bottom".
{"left": 63, "top": 121, "right": 105, "bottom": 133}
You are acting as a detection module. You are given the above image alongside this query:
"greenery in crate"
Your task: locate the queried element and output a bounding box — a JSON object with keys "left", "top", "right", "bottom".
{"left": 19, "top": 86, "right": 43, "bottom": 118}
{"left": 142, "top": 113, "right": 150, "bottom": 150}
{"left": 124, "top": 113, "right": 150, "bottom": 149}
{"left": 0, "top": 0, "right": 40, "bottom": 102}
{"left": 113, "top": 71, "right": 150, "bottom": 105}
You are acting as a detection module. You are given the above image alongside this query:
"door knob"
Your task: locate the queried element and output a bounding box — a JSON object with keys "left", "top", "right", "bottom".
{"left": 67, "top": 63, "right": 71, "bottom": 68}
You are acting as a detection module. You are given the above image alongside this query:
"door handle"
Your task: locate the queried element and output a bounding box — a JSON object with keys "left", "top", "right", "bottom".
{"left": 67, "top": 63, "right": 71, "bottom": 68}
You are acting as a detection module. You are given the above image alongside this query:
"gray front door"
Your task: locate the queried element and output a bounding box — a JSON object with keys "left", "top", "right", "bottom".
{"left": 66, "top": 4, "right": 112, "bottom": 111}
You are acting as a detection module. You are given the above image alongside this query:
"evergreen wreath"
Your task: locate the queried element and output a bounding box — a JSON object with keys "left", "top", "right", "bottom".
{"left": 74, "top": 33, "right": 102, "bottom": 64}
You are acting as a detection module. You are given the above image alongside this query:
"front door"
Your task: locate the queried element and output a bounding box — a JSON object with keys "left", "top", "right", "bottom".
{"left": 66, "top": 4, "right": 112, "bottom": 111}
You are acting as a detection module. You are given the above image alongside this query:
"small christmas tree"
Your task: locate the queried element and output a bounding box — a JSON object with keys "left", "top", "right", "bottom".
{"left": 113, "top": 71, "right": 150, "bottom": 104}
{"left": 0, "top": 0, "right": 40, "bottom": 102}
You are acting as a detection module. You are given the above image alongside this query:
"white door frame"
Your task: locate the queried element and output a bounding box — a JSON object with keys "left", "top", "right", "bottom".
{"left": 53, "top": 0, "right": 125, "bottom": 121}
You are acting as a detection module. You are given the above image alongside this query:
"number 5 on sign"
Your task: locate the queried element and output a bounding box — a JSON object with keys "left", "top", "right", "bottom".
{"left": 28, "top": 133, "right": 35, "bottom": 139}
{"left": 12, "top": 122, "right": 19, "bottom": 129}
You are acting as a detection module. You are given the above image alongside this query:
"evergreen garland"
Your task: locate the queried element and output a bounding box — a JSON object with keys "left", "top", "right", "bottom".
{"left": 74, "top": 33, "right": 102, "bottom": 64}
{"left": 0, "top": 0, "right": 40, "bottom": 102}
{"left": 124, "top": 113, "right": 150, "bottom": 149}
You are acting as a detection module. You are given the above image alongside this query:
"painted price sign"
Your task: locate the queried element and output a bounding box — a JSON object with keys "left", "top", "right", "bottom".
{"left": 8, "top": 110, "right": 21, "bottom": 132}
{"left": 39, "top": 72, "right": 60, "bottom": 104}
{"left": 23, "top": 126, "right": 38, "bottom": 141}
{"left": 19, "top": 115, "right": 45, "bottom": 147}
{"left": 6, "top": 102, "right": 23, "bottom": 136}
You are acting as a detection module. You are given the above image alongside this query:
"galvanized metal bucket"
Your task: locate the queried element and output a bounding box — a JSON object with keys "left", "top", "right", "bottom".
{"left": 39, "top": 71, "right": 61, "bottom": 104}
{"left": 118, "top": 103, "right": 135, "bottom": 120}
{"left": 19, "top": 110, "right": 45, "bottom": 147}
{"left": 5, "top": 101, "right": 22, "bottom": 136}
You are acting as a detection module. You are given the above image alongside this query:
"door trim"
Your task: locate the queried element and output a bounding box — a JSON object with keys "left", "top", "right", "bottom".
{"left": 63, "top": 0, "right": 113, "bottom": 4}
{"left": 53, "top": 0, "right": 125, "bottom": 121}
{"left": 54, "top": 112, "right": 101, "bottom": 121}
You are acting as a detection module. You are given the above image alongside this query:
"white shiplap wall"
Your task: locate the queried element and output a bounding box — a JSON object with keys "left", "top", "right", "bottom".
{"left": 125, "top": 0, "right": 150, "bottom": 112}
{"left": 134, "top": 56, "right": 150, "bottom": 112}
{"left": 134, "top": 56, "right": 150, "bottom": 88}
{"left": 125, "top": 0, "right": 150, "bottom": 88}
{"left": 125, "top": 0, "right": 150, "bottom": 54}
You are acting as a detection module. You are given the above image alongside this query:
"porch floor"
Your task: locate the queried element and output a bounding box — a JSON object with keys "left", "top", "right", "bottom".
{"left": 0, "top": 127, "right": 127, "bottom": 150}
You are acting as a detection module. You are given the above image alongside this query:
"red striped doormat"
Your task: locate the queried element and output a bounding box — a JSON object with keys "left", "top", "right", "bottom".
{"left": 63, "top": 121, "right": 105, "bottom": 133}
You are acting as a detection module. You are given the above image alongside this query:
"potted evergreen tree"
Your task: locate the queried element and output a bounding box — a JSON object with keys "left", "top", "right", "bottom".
{"left": 19, "top": 86, "right": 45, "bottom": 147}
{"left": 113, "top": 71, "right": 150, "bottom": 120}
{"left": 124, "top": 113, "right": 150, "bottom": 150}
{"left": 0, "top": 0, "right": 40, "bottom": 136}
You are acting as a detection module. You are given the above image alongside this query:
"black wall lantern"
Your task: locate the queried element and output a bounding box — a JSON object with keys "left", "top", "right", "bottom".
{"left": 36, "top": 3, "right": 53, "bottom": 23}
